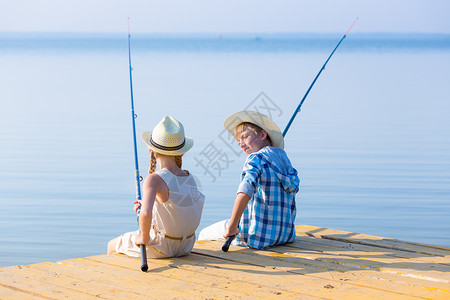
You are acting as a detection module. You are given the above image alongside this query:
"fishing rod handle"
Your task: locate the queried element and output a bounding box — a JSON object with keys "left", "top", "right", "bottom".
{"left": 136, "top": 207, "right": 148, "bottom": 272}
{"left": 140, "top": 245, "right": 148, "bottom": 272}
{"left": 222, "top": 235, "right": 235, "bottom": 252}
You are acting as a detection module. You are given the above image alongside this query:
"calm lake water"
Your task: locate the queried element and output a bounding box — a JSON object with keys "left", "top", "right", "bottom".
{"left": 0, "top": 33, "right": 449, "bottom": 267}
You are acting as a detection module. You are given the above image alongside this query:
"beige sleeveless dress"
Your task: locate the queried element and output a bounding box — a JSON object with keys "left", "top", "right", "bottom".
{"left": 115, "top": 169, "right": 205, "bottom": 258}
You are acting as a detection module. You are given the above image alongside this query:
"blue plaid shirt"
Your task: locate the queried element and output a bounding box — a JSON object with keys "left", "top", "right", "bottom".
{"left": 234, "top": 146, "right": 299, "bottom": 249}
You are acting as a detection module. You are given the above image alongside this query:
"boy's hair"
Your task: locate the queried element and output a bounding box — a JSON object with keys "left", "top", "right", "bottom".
{"left": 234, "top": 122, "right": 272, "bottom": 145}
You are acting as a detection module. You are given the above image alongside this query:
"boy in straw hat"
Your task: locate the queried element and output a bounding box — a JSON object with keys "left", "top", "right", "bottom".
{"left": 199, "top": 111, "right": 299, "bottom": 250}
{"left": 108, "top": 116, "right": 205, "bottom": 258}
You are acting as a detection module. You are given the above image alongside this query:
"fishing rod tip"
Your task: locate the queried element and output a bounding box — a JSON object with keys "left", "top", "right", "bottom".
{"left": 345, "top": 18, "right": 359, "bottom": 35}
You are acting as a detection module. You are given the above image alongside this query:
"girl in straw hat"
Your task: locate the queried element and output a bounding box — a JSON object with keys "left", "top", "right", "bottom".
{"left": 107, "top": 116, "right": 205, "bottom": 258}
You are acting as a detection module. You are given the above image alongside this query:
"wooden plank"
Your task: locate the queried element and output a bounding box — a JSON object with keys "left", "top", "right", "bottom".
{"left": 193, "top": 240, "right": 450, "bottom": 299}
{"left": 1, "top": 263, "right": 149, "bottom": 299}
{"left": 2, "top": 259, "right": 257, "bottom": 300}
{"left": 286, "top": 239, "right": 450, "bottom": 274}
{"left": 0, "top": 282, "right": 47, "bottom": 300}
{"left": 272, "top": 244, "right": 450, "bottom": 292}
{"left": 0, "top": 265, "right": 100, "bottom": 299}
{"left": 294, "top": 233, "right": 450, "bottom": 265}
{"left": 86, "top": 254, "right": 316, "bottom": 299}
{"left": 176, "top": 253, "right": 446, "bottom": 300}
{"left": 92, "top": 252, "right": 422, "bottom": 300}
{"left": 193, "top": 241, "right": 429, "bottom": 299}
{"left": 296, "top": 225, "right": 450, "bottom": 257}
{"left": 90, "top": 254, "right": 337, "bottom": 299}
{"left": 30, "top": 259, "right": 207, "bottom": 299}
{"left": 52, "top": 255, "right": 284, "bottom": 299}
{"left": 270, "top": 244, "right": 450, "bottom": 284}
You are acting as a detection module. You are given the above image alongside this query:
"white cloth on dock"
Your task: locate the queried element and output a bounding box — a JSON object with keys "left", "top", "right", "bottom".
{"left": 198, "top": 219, "right": 229, "bottom": 241}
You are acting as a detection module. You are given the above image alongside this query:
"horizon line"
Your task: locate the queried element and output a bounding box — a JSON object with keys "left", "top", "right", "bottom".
{"left": 1, "top": 31, "right": 449, "bottom": 36}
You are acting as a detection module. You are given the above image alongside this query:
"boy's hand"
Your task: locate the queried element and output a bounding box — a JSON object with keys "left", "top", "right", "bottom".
{"left": 133, "top": 200, "right": 142, "bottom": 214}
{"left": 225, "top": 192, "right": 250, "bottom": 239}
{"left": 224, "top": 225, "right": 239, "bottom": 239}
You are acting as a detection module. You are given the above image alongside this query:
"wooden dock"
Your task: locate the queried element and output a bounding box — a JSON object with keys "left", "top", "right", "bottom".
{"left": 1, "top": 225, "right": 449, "bottom": 299}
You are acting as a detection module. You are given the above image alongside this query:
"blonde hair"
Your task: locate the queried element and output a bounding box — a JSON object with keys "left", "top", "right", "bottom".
{"left": 234, "top": 122, "right": 272, "bottom": 145}
{"left": 148, "top": 152, "right": 183, "bottom": 174}
{"left": 149, "top": 151, "right": 157, "bottom": 174}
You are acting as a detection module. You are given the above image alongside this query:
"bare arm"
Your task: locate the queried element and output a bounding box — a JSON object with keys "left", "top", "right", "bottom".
{"left": 135, "top": 174, "right": 159, "bottom": 246}
{"left": 224, "top": 192, "right": 251, "bottom": 238}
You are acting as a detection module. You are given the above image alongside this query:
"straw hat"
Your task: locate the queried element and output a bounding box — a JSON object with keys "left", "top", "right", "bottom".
{"left": 223, "top": 110, "right": 284, "bottom": 149}
{"left": 142, "top": 115, "right": 193, "bottom": 156}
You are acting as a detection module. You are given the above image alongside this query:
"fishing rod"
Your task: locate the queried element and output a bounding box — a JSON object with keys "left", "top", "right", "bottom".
{"left": 128, "top": 18, "right": 148, "bottom": 272}
{"left": 222, "top": 18, "right": 358, "bottom": 252}
{"left": 283, "top": 17, "right": 358, "bottom": 137}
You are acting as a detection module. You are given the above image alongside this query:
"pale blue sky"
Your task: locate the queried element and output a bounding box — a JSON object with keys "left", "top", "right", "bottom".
{"left": 1, "top": 0, "right": 449, "bottom": 33}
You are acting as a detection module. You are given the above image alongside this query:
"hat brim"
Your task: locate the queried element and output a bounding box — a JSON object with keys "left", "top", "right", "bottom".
{"left": 141, "top": 131, "right": 193, "bottom": 156}
{"left": 223, "top": 110, "right": 284, "bottom": 149}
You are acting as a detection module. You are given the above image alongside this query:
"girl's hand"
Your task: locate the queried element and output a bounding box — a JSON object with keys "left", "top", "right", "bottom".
{"left": 134, "top": 233, "right": 150, "bottom": 246}
{"left": 133, "top": 200, "right": 142, "bottom": 214}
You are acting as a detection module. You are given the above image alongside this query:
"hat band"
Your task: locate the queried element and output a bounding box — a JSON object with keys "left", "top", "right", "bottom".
{"left": 150, "top": 137, "right": 185, "bottom": 151}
